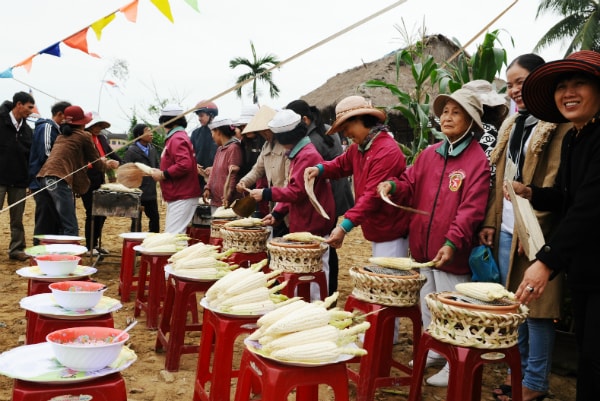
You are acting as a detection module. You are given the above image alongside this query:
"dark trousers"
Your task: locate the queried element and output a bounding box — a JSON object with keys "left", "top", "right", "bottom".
{"left": 81, "top": 190, "right": 105, "bottom": 249}
{"left": 328, "top": 247, "right": 339, "bottom": 295}
{"left": 131, "top": 200, "right": 160, "bottom": 233}
{"left": 33, "top": 189, "right": 62, "bottom": 245}
{"left": 572, "top": 288, "right": 600, "bottom": 401}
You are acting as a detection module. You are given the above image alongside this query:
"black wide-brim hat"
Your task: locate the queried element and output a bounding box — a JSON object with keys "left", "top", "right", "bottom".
{"left": 522, "top": 50, "right": 600, "bottom": 123}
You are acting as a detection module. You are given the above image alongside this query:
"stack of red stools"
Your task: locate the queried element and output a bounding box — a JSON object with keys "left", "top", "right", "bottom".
{"left": 233, "top": 347, "right": 350, "bottom": 401}
{"left": 12, "top": 372, "right": 127, "bottom": 401}
{"left": 193, "top": 308, "right": 258, "bottom": 401}
{"left": 278, "top": 270, "right": 328, "bottom": 302}
{"left": 343, "top": 294, "right": 422, "bottom": 401}
{"left": 155, "top": 274, "right": 214, "bottom": 371}
{"left": 408, "top": 331, "right": 523, "bottom": 401}
{"left": 118, "top": 235, "right": 144, "bottom": 302}
{"left": 134, "top": 253, "right": 171, "bottom": 329}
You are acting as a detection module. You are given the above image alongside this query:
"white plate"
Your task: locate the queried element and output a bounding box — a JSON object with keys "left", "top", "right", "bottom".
{"left": 244, "top": 338, "right": 356, "bottom": 367}
{"left": 0, "top": 342, "right": 137, "bottom": 383}
{"left": 25, "top": 244, "right": 89, "bottom": 257}
{"left": 200, "top": 297, "right": 267, "bottom": 318}
{"left": 20, "top": 293, "right": 122, "bottom": 320}
{"left": 132, "top": 245, "right": 176, "bottom": 256}
{"left": 119, "top": 232, "right": 150, "bottom": 240}
{"left": 33, "top": 235, "right": 84, "bottom": 243}
{"left": 16, "top": 265, "right": 97, "bottom": 282}
{"left": 165, "top": 265, "right": 220, "bottom": 283}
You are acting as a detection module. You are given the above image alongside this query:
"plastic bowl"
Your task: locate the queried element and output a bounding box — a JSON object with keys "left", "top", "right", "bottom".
{"left": 49, "top": 281, "right": 106, "bottom": 311}
{"left": 46, "top": 326, "right": 128, "bottom": 371}
{"left": 34, "top": 254, "right": 80, "bottom": 276}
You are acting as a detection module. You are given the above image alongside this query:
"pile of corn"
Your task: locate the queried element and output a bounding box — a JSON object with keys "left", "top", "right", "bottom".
{"left": 167, "top": 242, "right": 238, "bottom": 280}
{"left": 368, "top": 256, "right": 435, "bottom": 270}
{"left": 213, "top": 206, "right": 238, "bottom": 219}
{"left": 204, "top": 259, "right": 285, "bottom": 314}
{"left": 246, "top": 294, "right": 370, "bottom": 364}
{"left": 140, "top": 232, "right": 189, "bottom": 253}
{"left": 455, "top": 282, "right": 516, "bottom": 302}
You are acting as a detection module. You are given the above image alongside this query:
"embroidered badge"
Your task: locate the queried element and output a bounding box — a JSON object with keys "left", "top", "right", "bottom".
{"left": 448, "top": 170, "right": 465, "bottom": 192}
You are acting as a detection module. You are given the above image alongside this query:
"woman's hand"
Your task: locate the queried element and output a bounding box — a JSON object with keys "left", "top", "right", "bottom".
{"left": 325, "top": 226, "right": 346, "bottom": 249}
{"left": 515, "top": 261, "right": 552, "bottom": 304}
{"left": 478, "top": 227, "right": 495, "bottom": 247}
{"left": 202, "top": 189, "right": 211, "bottom": 204}
{"left": 377, "top": 181, "right": 392, "bottom": 196}
{"left": 105, "top": 159, "right": 119, "bottom": 169}
{"left": 262, "top": 214, "right": 275, "bottom": 226}
{"left": 236, "top": 182, "right": 247, "bottom": 193}
{"left": 150, "top": 168, "right": 163, "bottom": 182}
{"left": 304, "top": 167, "right": 319, "bottom": 181}
{"left": 249, "top": 189, "right": 263, "bottom": 201}
{"left": 503, "top": 181, "right": 532, "bottom": 201}
{"left": 432, "top": 245, "right": 454, "bottom": 268}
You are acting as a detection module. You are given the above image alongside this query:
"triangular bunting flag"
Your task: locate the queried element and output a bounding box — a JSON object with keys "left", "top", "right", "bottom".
{"left": 150, "top": 0, "right": 174, "bottom": 23}
{"left": 91, "top": 13, "right": 117, "bottom": 40}
{"left": 15, "top": 55, "right": 34, "bottom": 73}
{"left": 40, "top": 43, "right": 61, "bottom": 57}
{"left": 120, "top": 0, "right": 139, "bottom": 23}
{"left": 0, "top": 68, "right": 14, "bottom": 78}
{"left": 183, "top": 0, "right": 200, "bottom": 12}
{"left": 63, "top": 29, "right": 90, "bottom": 54}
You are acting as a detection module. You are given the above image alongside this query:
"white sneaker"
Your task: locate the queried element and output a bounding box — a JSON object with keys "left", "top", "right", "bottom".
{"left": 426, "top": 363, "right": 449, "bottom": 387}
{"left": 408, "top": 355, "right": 446, "bottom": 368}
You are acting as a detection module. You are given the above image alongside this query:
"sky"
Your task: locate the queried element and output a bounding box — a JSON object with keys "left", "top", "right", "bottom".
{"left": 0, "top": 0, "right": 567, "bottom": 133}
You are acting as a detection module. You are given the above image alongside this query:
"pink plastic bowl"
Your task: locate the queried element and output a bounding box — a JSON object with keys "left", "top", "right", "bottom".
{"left": 34, "top": 254, "right": 80, "bottom": 276}
{"left": 46, "top": 326, "right": 128, "bottom": 371}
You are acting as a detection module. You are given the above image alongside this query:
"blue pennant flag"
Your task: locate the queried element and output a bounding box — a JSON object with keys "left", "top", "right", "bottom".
{"left": 0, "top": 68, "right": 14, "bottom": 78}
{"left": 40, "top": 43, "right": 61, "bottom": 57}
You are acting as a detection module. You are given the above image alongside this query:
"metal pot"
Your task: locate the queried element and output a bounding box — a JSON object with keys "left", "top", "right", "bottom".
{"left": 192, "top": 204, "right": 212, "bottom": 227}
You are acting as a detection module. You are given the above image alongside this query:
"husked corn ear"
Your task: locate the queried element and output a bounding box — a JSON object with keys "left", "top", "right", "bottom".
{"left": 263, "top": 304, "right": 330, "bottom": 335}
{"left": 172, "top": 256, "right": 227, "bottom": 270}
{"left": 222, "top": 269, "right": 282, "bottom": 297}
{"left": 455, "top": 282, "right": 515, "bottom": 301}
{"left": 224, "top": 217, "right": 263, "bottom": 227}
{"left": 282, "top": 232, "right": 326, "bottom": 243}
{"left": 141, "top": 232, "right": 188, "bottom": 251}
{"left": 256, "top": 300, "right": 312, "bottom": 329}
{"left": 221, "top": 300, "right": 276, "bottom": 314}
{"left": 216, "top": 287, "right": 270, "bottom": 308}
{"left": 168, "top": 243, "right": 219, "bottom": 263}
{"left": 206, "top": 267, "right": 256, "bottom": 299}
{"left": 368, "top": 257, "right": 434, "bottom": 270}
{"left": 269, "top": 341, "right": 367, "bottom": 363}
{"left": 261, "top": 325, "right": 341, "bottom": 352}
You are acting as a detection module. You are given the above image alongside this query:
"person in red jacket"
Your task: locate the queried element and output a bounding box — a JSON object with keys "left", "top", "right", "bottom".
{"left": 379, "top": 88, "right": 490, "bottom": 387}
{"left": 304, "top": 95, "right": 410, "bottom": 258}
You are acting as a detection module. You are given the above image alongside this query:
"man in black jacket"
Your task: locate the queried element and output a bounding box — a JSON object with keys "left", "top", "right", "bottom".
{"left": 0, "top": 91, "right": 35, "bottom": 261}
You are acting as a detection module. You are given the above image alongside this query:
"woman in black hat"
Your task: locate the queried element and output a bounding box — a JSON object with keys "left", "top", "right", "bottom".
{"left": 511, "top": 50, "right": 600, "bottom": 401}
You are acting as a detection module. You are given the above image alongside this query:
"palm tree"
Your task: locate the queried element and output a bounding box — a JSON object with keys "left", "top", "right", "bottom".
{"left": 534, "top": 0, "right": 600, "bottom": 56}
{"left": 229, "top": 41, "right": 281, "bottom": 104}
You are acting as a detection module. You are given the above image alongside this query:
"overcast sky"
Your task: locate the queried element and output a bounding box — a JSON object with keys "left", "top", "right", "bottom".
{"left": 0, "top": 0, "right": 565, "bottom": 132}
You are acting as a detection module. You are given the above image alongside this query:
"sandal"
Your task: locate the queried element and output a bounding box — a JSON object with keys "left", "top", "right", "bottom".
{"left": 492, "top": 384, "right": 511, "bottom": 400}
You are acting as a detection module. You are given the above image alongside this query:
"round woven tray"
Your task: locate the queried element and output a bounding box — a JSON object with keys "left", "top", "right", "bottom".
{"left": 220, "top": 226, "right": 269, "bottom": 253}
{"left": 349, "top": 266, "right": 426, "bottom": 307}
{"left": 267, "top": 241, "right": 327, "bottom": 273}
{"left": 210, "top": 219, "right": 234, "bottom": 239}
{"left": 425, "top": 292, "right": 529, "bottom": 349}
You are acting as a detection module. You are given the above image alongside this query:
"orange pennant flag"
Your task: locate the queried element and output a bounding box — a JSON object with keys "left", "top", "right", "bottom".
{"left": 63, "top": 29, "right": 90, "bottom": 54}
{"left": 15, "top": 55, "right": 35, "bottom": 73}
{"left": 120, "top": 0, "right": 139, "bottom": 23}
{"left": 150, "top": 0, "right": 174, "bottom": 23}
{"left": 91, "top": 13, "right": 117, "bottom": 40}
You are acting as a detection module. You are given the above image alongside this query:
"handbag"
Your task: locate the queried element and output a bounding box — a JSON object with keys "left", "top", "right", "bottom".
{"left": 468, "top": 245, "right": 500, "bottom": 283}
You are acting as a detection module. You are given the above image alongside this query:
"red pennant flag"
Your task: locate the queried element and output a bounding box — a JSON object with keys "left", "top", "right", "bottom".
{"left": 120, "top": 0, "right": 139, "bottom": 23}
{"left": 63, "top": 29, "right": 90, "bottom": 54}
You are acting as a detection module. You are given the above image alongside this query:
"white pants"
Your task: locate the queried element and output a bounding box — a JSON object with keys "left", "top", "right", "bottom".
{"left": 419, "top": 267, "right": 470, "bottom": 329}
{"left": 165, "top": 198, "right": 199, "bottom": 234}
{"left": 309, "top": 240, "right": 330, "bottom": 301}
{"left": 372, "top": 237, "right": 409, "bottom": 257}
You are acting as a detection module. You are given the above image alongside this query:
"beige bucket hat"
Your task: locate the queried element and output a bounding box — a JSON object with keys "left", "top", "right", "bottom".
{"left": 433, "top": 88, "right": 484, "bottom": 132}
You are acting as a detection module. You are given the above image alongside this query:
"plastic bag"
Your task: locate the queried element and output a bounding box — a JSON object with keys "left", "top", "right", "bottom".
{"left": 468, "top": 245, "right": 500, "bottom": 283}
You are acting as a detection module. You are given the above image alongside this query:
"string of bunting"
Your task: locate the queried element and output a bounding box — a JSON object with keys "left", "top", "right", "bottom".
{"left": 0, "top": 0, "right": 200, "bottom": 79}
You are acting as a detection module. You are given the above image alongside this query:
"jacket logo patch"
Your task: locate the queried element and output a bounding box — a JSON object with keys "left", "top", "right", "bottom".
{"left": 448, "top": 170, "right": 465, "bottom": 192}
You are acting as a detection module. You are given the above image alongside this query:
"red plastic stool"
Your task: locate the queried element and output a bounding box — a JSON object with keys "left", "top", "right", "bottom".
{"left": 12, "top": 372, "right": 127, "bottom": 401}
{"left": 134, "top": 253, "right": 171, "bottom": 329}
{"left": 226, "top": 251, "right": 267, "bottom": 268}
{"left": 278, "top": 271, "right": 328, "bottom": 302}
{"left": 408, "top": 331, "right": 523, "bottom": 401}
{"left": 187, "top": 226, "right": 211, "bottom": 245}
{"left": 27, "top": 312, "right": 114, "bottom": 344}
{"left": 343, "top": 294, "right": 421, "bottom": 401}
{"left": 234, "top": 347, "right": 350, "bottom": 401}
{"left": 208, "top": 237, "right": 223, "bottom": 250}
{"left": 155, "top": 274, "right": 214, "bottom": 371}
{"left": 193, "top": 309, "right": 258, "bottom": 401}
{"left": 119, "top": 236, "right": 144, "bottom": 302}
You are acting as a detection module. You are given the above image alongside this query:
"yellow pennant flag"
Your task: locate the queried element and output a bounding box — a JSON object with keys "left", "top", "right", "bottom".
{"left": 183, "top": 0, "right": 200, "bottom": 12}
{"left": 150, "top": 0, "right": 174, "bottom": 23}
{"left": 91, "top": 13, "right": 117, "bottom": 40}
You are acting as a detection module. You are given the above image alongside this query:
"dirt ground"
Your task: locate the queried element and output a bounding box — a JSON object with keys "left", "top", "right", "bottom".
{"left": 0, "top": 197, "right": 577, "bottom": 400}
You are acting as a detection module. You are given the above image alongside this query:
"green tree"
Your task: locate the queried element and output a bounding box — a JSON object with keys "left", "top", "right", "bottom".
{"left": 535, "top": 0, "right": 600, "bottom": 56}
{"left": 229, "top": 41, "right": 281, "bottom": 104}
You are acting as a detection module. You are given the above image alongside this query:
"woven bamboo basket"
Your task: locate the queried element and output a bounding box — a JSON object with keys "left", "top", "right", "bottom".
{"left": 349, "top": 266, "right": 426, "bottom": 307}
{"left": 210, "top": 219, "right": 233, "bottom": 239}
{"left": 425, "top": 292, "right": 529, "bottom": 349}
{"left": 220, "top": 227, "right": 269, "bottom": 253}
{"left": 267, "top": 241, "right": 327, "bottom": 273}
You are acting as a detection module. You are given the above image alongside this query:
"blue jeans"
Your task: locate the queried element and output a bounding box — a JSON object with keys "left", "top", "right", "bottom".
{"left": 519, "top": 318, "right": 556, "bottom": 392}
{"left": 498, "top": 230, "right": 512, "bottom": 286}
{"left": 40, "top": 177, "right": 79, "bottom": 236}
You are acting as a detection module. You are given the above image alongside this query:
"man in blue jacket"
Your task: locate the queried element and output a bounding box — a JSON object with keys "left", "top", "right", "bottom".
{"left": 28, "top": 101, "right": 71, "bottom": 244}
{"left": 0, "top": 91, "right": 35, "bottom": 261}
